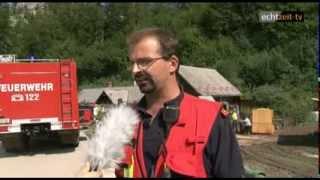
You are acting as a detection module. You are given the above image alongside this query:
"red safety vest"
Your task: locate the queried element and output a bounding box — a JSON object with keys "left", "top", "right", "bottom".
{"left": 116, "top": 93, "right": 222, "bottom": 178}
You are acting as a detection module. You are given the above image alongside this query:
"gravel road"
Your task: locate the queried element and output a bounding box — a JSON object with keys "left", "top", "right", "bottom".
{"left": 0, "top": 131, "right": 89, "bottom": 177}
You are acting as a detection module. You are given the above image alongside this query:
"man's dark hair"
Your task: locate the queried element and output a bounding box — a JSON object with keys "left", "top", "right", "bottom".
{"left": 127, "top": 27, "right": 179, "bottom": 60}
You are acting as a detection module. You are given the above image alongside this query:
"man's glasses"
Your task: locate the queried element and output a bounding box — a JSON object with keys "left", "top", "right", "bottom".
{"left": 128, "top": 56, "right": 167, "bottom": 70}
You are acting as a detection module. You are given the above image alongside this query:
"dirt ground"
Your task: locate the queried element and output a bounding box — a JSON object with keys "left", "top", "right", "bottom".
{"left": 0, "top": 124, "right": 318, "bottom": 177}
{"left": 237, "top": 123, "right": 319, "bottom": 178}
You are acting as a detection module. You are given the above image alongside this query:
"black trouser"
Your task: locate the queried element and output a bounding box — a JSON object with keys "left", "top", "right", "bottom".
{"left": 232, "top": 121, "right": 238, "bottom": 133}
{"left": 243, "top": 126, "right": 251, "bottom": 134}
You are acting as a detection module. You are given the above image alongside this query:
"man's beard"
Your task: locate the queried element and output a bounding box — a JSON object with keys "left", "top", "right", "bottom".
{"left": 134, "top": 71, "right": 156, "bottom": 94}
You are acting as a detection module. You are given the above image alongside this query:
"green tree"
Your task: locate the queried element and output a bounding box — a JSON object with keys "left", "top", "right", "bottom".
{"left": 0, "top": 5, "right": 11, "bottom": 52}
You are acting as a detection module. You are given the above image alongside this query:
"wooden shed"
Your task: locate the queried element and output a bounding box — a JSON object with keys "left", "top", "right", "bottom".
{"left": 252, "top": 108, "right": 275, "bottom": 135}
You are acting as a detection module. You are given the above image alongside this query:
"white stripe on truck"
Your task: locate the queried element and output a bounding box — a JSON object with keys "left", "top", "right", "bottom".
{"left": 11, "top": 72, "right": 58, "bottom": 75}
{"left": 8, "top": 117, "right": 62, "bottom": 133}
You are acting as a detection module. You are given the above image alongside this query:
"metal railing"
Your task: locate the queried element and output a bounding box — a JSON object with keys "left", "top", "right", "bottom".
{"left": 14, "top": 59, "right": 59, "bottom": 62}
{"left": 0, "top": 54, "right": 60, "bottom": 63}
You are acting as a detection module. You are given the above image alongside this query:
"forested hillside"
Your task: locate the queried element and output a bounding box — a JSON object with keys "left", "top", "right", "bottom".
{"left": 0, "top": 3, "right": 317, "bottom": 124}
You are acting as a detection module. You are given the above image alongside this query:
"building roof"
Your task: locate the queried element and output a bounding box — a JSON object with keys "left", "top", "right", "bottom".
{"left": 104, "top": 86, "right": 144, "bottom": 104}
{"left": 103, "top": 89, "right": 128, "bottom": 104}
{"left": 78, "top": 85, "right": 143, "bottom": 105}
{"left": 178, "top": 65, "right": 241, "bottom": 97}
{"left": 78, "top": 88, "right": 105, "bottom": 104}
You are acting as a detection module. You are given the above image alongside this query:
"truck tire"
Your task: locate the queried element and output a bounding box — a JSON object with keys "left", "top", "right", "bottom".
{"left": 1, "top": 134, "right": 26, "bottom": 152}
{"left": 59, "top": 130, "right": 79, "bottom": 147}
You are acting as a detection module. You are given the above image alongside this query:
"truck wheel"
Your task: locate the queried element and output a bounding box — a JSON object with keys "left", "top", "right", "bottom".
{"left": 59, "top": 130, "right": 79, "bottom": 147}
{"left": 1, "top": 134, "right": 26, "bottom": 152}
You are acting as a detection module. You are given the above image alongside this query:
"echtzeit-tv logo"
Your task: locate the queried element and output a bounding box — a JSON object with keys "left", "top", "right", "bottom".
{"left": 259, "top": 11, "right": 304, "bottom": 23}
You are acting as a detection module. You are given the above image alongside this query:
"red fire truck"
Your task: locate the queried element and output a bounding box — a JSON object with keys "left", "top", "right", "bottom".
{"left": 0, "top": 56, "right": 80, "bottom": 151}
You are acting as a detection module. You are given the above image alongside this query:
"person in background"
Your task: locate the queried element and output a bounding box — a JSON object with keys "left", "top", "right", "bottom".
{"left": 231, "top": 107, "right": 239, "bottom": 133}
{"left": 243, "top": 115, "right": 252, "bottom": 135}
